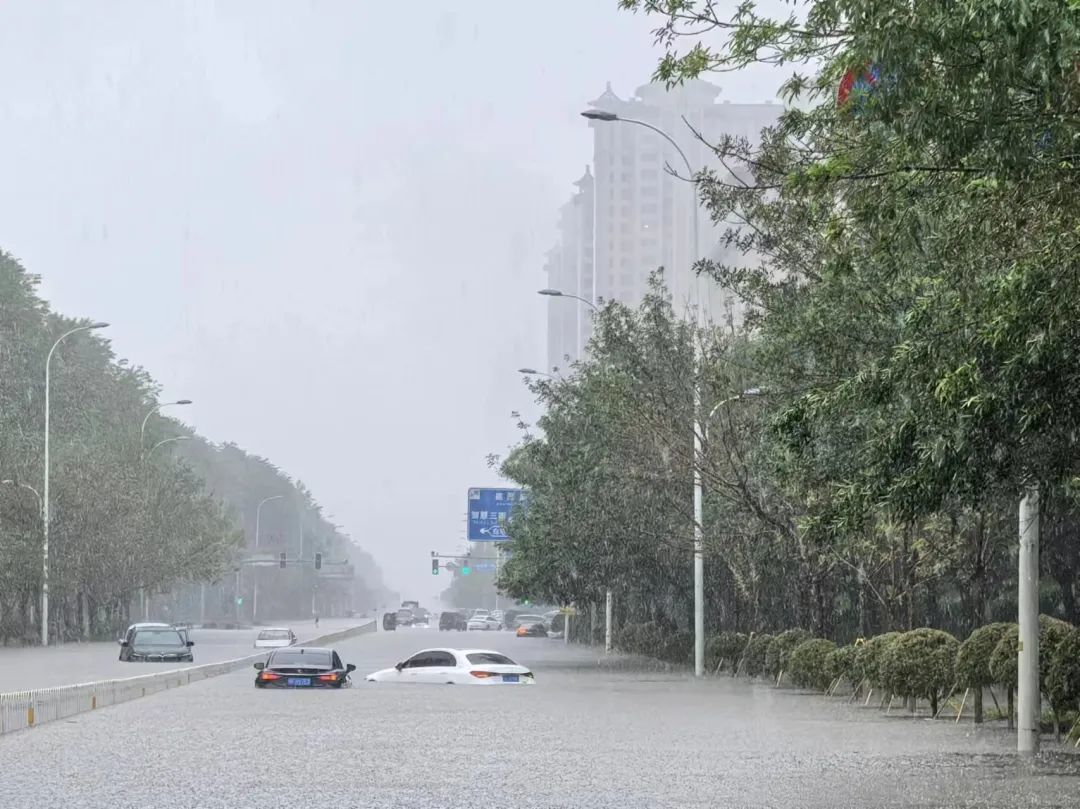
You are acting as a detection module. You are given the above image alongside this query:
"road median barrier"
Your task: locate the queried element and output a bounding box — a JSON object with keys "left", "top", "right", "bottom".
{"left": 0, "top": 619, "right": 375, "bottom": 735}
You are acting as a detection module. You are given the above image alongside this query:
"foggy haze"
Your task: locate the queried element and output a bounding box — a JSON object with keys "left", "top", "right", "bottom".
{"left": 0, "top": 2, "right": 776, "bottom": 603}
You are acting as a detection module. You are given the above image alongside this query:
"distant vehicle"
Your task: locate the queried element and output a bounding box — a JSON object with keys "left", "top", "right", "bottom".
{"left": 517, "top": 622, "right": 548, "bottom": 638}
{"left": 439, "top": 611, "right": 467, "bottom": 631}
{"left": 467, "top": 615, "right": 501, "bottom": 631}
{"left": 382, "top": 612, "right": 397, "bottom": 631}
{"left": 513, "top": 614, "right": 547, "bottom": 629}
{"left": 254, "top": 627, "right": 297, "bottom": 648}
{"left": 396, "top": 608, "right": 414, "bottom": 626}
{"left": 253, "top": 647, "right": 355, "bottom": 689}
{"left": 119, "top": 625, "right": 194, "bottom": 662}
{"left": 365, "top": 648, "right": 535, "bottom": 685}
{"left": 491, "top": 609, "right": 504, "bottom": 622}
{"left": 469, "top": 609, "right": 490, "bottom": 619}
{"left": 411, "top": 613, "right": 430, "bottom": 629}
{"left": 402, "top": 600, "right": 420, "bottom": 610}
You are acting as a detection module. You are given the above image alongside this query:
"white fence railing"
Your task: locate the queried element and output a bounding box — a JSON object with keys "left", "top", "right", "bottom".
{"left": 0, "top": 620, "right": 375, "bottom": 735}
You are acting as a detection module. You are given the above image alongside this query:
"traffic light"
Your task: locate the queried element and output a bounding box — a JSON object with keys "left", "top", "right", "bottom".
{"left": 279, "top": 552, "right": 286, "bottom": 569}
{"left": 461, "top": 564, "right": 471, "bottom": 576}
{"left": 314, "top": 552, "right": 322, "bottom": 570}
{"left": 431, "top": 558, "right": 439, "bottom": 576}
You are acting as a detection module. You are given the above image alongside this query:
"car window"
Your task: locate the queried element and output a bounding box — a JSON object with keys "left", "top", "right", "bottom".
{"left": 466, "top": 652, "right": 515, "bottom": 665}
{"left": 258, "top": 630, "right": 291, "bottom": 640}
{"left": 405, "top": 651, "right": 456, "bottom": 668}
{"left": 269, "top": 650, "right": 332, "bottom": 667}
{"left": 132, "top": 629, "right": 184, "bottom": 647}
{"left": 332, "top": 651, "right": 343, "bottom": 669}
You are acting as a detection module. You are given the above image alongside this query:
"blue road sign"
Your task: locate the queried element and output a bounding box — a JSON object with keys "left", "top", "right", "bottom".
{"left": 472, "top": 561, "right": 498, "bottom": 572}
{"left": 467, "top": 487, "right": 528, "bottom": 541}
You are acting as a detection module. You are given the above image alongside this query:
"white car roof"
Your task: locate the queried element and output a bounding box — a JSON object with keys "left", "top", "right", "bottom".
{"left": 129, "top": 622, "right": 171, "bottom": 629}
{"left": 259, "top": 627, "right": 292, "bottom": 632}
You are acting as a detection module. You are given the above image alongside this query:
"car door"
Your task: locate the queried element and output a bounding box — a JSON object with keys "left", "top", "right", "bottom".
{"left": 401, "top": 651, "right": 435, "bottom": 682}
{"left": 422, "top": 651, "right": 459, "bottom": 682}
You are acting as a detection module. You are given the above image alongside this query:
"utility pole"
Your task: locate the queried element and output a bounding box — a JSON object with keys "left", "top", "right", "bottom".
{"left": 605, "top": 589, "right": 613, "bottom": 653}
{"left": 1017, "top": 489, "right": 1040, "bottom": 755}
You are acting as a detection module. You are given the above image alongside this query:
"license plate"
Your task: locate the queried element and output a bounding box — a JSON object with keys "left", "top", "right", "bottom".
{"left": 502, "top": 674, "right": 519, "bottom": 683}
{"left": 287, "top": 677, "right": 311, "bottom": 686}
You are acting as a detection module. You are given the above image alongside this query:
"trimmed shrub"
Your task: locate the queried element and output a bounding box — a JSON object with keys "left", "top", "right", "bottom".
{"left": 659, "top": 631, "right": 694, "bottom": 665}
{"left": 615, "top": 621, "right": 665, "bottom": 657}
{"left": 881, "top": 628, "right": 959, "bottom": 715}
{"left": 989, "top": 625, "right": 1019, "bottom": 690}
{"left": 706, "top": 631, "right": 748, "bottom": 672}
{"left": 827, "top": 644, "right": 860, "bottom": 687}
{"left": 743, "top": 633, "right": 774, "bottom": 677}
{"left": 989, "top": 616, "right": 1071, "bottom": 693}
{"left": 854, "top": 631, "right": 901, "bottom": 689}
{"left": 788, "top": 638, "right": 837, "bottom": 691}
{"left": 764, "top": 628, "right": 812, "bottom": 678}
{"left": 1046, "top": 627, "right": 1080, "bottom": 716}
{"left": 956, "top": 622, "right": 1013, "bottom": 689}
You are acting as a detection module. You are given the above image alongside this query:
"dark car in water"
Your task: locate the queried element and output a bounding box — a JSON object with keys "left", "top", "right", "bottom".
{"left": 439, "top": 610, "right": 467, "bottom": 631}
{"left": 119, "top": 625, "right": 194, "bottom": 662}
{"left": 254, "top": 647, "right": 355, "bottom": 688}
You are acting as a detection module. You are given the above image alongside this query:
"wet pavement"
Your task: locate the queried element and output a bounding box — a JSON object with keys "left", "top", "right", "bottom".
{"left": 2, "top": 626, "right": 1077, "bottom": 808}
{"left": 0, "top": 618, "right": 363, "bottom": 692}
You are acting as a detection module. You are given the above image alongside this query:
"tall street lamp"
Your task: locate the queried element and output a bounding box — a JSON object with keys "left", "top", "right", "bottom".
{"left": 518, "top": 367, "right": 556, "bottom": 379}
{"left": 255, "top": 495, "right": 285, "bottom": 548}
{"left": 44, "top": 321, "right": 109, "bottom": 646}
{"left": 140, "top": 399, "right": 193, "bottom": 449}
{"left": 538, "top": 288, "right": 599, "bottom": 312}
{"left": 537, "top": 288, "right": 620, "bottom": 653}
{"left": 145, "top": 435, "right": 192, "bottom": 461}
{"left": 582, "top": 108, "right": 709, "bottom": 675}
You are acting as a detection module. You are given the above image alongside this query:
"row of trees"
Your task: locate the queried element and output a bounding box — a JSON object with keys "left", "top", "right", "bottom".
{"left": 0, "top": 251, "right": 390, "bottom": 644}
{"left": 494, "top": 1, "right": 1080, "bottom": 652}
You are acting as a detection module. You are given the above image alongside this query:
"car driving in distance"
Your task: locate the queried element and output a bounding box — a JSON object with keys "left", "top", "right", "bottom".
{"left": 512, "top": 614, "right": 547, "bottom": 630}
{"left": 396, "top": 607, "right": 414, "bottom": 626}
{"left": 467, "top": 614, "right": 501, "bottom": 631}
{"left": 439, "top": 610, "right": 467, "bottom": 631}
{"left": 254, "top": 627, "right": 297, "bottom": 648}
{"left": 516, "top": 621, "right": 548, "bottom": 638}
{"left": 254, "top": 647, "right": 356, "bottom": 688}
{"left": 119, "top": 624, "right": 194, "bottom": 662}
{"left": 365, "top": 648, "right": 534, "bottom": 685}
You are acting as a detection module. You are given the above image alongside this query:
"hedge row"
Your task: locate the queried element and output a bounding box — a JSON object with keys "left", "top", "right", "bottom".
{"left": 616, "top": 616, "right": 1080, "bottom": 729}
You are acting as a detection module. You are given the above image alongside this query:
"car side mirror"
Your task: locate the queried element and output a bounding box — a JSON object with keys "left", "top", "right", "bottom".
{"left": 394, "top": 662, "right": 404, "bottom": 671}
{"left": 346, "top": 664, "right": 356, "bottom": 673}
{"left": 254, "top": 662, "right": 265, "bottom": 671}
{"left": 118, "top": 639, "right": 127, "bottom": 646}
{"left": 186, "top": 640, "right": 195, "bottom": 647}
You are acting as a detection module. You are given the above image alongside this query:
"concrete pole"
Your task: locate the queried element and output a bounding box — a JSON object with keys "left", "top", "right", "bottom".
{"left": 564, "top": 611, "right": 570, "bottom": 645}
{"left": 605, "top": 589, "right": 613, "bottom": 653}
{"left": 1017, "top": 488, "right": 1040, "bottom": 755}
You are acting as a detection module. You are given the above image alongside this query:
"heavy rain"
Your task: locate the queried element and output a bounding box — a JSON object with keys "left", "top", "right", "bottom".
{"left": 1, "top": 2, "right": 1079, "bottom": 807}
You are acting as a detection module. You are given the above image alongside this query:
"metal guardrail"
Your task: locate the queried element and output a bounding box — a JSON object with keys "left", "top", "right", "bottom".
{"left": 0, "top": 619, "right": 375, "bottom": 735}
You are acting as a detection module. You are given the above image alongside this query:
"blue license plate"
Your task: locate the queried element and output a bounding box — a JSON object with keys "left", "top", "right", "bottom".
{"left": 287, "top": 677, "right": 311, "bottom": 686}
{"left": 502, "top": 674, "right": 519, "bottom": 683}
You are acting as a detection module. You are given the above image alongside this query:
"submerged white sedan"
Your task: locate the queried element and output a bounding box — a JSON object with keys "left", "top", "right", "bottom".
{"left": 365, "top": 648, "right": 535, "bottom": 685}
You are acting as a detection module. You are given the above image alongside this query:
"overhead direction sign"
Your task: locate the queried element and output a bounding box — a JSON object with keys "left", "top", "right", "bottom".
{"left": 467, "top": 487, "right": 528, "bottom": 541}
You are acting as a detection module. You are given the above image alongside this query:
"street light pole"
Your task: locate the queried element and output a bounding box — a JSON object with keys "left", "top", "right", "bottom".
{"left": 582, "top": 109, "right": 706, "bottom": 675}
{"left": 255, "top": 495, "right": 285, "bottom": 549}
{"left": 140, "top": 399, "right": 193, "bottom": 450}
{"left": 44, "top": 321, "right": 109, "bottom": 646}
{"left": 145, "top": 435, "right": 191, "bottom": 460}
{"left": 518, "top": 367, "right": 556, "bottom": 379}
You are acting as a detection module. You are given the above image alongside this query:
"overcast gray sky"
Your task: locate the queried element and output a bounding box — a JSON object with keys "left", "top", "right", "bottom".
{"left": 0, "top": 2, "right": 779, "bottom": 603}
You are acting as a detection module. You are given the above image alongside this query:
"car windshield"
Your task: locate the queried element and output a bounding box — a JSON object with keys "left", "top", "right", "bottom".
{"left": 270, "top": 650, "right": 332, "bottom": 667}
{"left": 257, "top": 630, "right": 291, "bottom": 640}
{"left": 466, "top": 653, "right": 515, "bottom": 665}
{"left": 132, "top": 629, "right": 184, "bottom": 647}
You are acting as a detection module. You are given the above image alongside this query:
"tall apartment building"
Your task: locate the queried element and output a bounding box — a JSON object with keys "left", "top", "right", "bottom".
{"left": 544, "top": 166, "right": 594, "bottom": 373}
{"left": 587, "top": 79, "right": 780, "bottom": 323}
{"left": 545, "top": 79, "right": 781, "bottom": 369}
